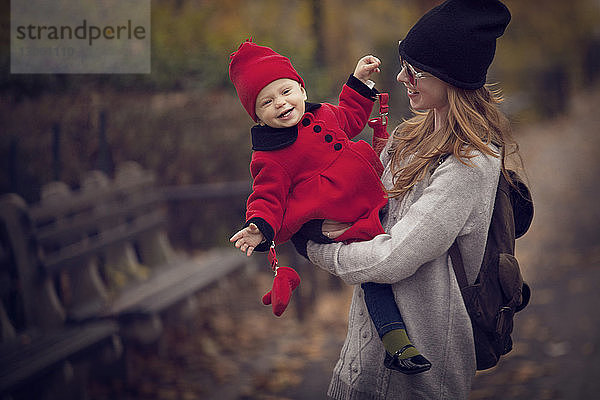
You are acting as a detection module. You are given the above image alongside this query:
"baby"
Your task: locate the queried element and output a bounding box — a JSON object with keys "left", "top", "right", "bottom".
{"left": 228, "top": 39, "right": 430, "bottom": 374}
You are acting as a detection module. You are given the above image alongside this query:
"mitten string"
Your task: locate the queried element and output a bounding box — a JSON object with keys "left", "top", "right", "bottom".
{"left": 268, "top": 241, "right": 278, "bottom": 273}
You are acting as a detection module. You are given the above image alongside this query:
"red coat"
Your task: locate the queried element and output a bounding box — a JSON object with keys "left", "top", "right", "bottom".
{"left": 246, "top": 76, "right": 388, "bottom": 249}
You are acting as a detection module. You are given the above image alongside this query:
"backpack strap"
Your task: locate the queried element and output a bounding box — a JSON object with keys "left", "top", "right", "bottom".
{"left": 436, "top": 152, "right": 469, "bottom": 289}
{"left": 449, "top": 241, "right": 468, "bottom": 289}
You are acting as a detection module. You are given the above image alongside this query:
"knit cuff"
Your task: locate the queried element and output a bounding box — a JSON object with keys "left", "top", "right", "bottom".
{"left": 244, "top": 217, "right": 274, "bottom": 252}
{"left": 307, "top": 240, "right": 342, "bottom": 276}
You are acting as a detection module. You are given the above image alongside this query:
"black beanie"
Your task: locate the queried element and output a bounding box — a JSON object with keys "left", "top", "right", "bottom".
{"left": 398, "top": 0, "right": 511, "bottom": 90}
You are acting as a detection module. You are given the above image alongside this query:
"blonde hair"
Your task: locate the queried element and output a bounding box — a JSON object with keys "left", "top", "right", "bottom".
{"left": 387, "top": 84, "right": 521, "bottom": 199}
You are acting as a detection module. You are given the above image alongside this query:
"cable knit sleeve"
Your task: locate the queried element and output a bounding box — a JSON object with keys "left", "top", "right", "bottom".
{"left": 307, "top": 154, "right": 496, "bottom": 285}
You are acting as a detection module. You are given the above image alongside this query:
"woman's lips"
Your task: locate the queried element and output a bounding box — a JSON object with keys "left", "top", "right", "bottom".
{"left": 406, "top": 87, "right": 419, "bottom": 99}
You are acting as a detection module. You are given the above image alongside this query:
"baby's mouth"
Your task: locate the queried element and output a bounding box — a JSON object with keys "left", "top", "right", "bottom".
{"left": 407, "top": 88, "right": 419, "bottom": 95}
{"left": 278, "top": 108, "right": 294, "bottom": 118}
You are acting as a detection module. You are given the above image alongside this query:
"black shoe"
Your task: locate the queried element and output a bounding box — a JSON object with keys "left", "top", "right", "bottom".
{"left": 384, "top": 344, "right": 432, "bottom": 375}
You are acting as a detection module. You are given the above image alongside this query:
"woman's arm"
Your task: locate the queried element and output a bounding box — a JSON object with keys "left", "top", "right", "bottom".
{"left": 307, "top": 156, "right": 492, "bottom": 285}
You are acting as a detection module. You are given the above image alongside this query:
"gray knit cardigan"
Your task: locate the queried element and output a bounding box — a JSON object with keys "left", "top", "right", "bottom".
{"left": 307, "top": 144, "right": 501, "bottom": 400}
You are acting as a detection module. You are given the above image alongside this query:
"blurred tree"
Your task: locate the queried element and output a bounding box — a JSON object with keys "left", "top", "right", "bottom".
{"left": 496, "top": 0, "right": 600, "bottom": 117}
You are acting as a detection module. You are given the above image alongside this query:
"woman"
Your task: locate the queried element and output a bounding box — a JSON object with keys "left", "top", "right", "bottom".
{"left": 292, "top": 0, "right": 518, "bottom": 398}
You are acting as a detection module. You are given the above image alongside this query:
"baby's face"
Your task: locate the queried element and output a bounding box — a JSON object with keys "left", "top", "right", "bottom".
{"left": 255, "top": 78, "right": 306, "bottom": 128}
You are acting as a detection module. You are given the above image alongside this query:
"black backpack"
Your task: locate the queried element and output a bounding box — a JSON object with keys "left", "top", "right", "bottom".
{"left": 448, "top": 168, "right": 534, "bottom": 370}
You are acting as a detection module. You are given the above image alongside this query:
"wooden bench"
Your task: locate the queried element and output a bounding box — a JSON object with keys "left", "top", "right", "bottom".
{"left": 0, "top": 161, "right": 249, "bottom": 396}
{"left": 0, "top": 194, "right": 121, "bottom": 399}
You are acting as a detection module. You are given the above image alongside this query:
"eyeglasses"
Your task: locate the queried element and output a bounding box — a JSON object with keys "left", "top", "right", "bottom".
{"left": 400, "top": 58, "right": 429, "bottom": 87}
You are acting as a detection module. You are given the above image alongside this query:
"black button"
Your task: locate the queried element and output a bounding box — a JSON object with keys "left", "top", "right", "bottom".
{"left": 325, "top": 134, "right": 333, "bottom": 142}
{"left": 313, "top": 125, "right": 322, "bottom": 133}
{"left": 334, "top": 143, "right": 342, "bottom": 151}
{"left": 302, "top": 118, "right": 310, "bottom": 126}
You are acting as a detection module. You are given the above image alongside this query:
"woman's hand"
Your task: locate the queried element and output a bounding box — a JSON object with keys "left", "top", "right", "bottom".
{"left": 354, "top": 55, "right": 381, "bottom": 84}
{"left": 322, "top": 220, "right": 352, "bottom": 240}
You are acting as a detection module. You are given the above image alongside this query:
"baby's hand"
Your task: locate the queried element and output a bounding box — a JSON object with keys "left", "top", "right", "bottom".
{"left": 230, "top": 223, "right": 264, "bottom": 256}
{"left": 354, "top": 55, "right": 381, "bottom": 84}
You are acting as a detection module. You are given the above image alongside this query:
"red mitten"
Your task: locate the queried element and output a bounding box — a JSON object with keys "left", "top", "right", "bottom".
{"left": 262, "top": 266, "right": 301, "bottom": 316}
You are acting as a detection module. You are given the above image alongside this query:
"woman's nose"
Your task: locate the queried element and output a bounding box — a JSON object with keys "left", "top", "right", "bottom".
{"left": 397, "top": 67, "right": 408, "bottom": 84}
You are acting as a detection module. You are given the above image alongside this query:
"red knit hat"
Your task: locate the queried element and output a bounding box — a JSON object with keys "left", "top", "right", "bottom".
{"left": 229, "top": 39, "right": 305, "bottom": 122}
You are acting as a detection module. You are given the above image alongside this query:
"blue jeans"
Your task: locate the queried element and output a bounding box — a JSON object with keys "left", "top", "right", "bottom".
{"left": 361, "top": 282, "right": 405, "bottom": 338}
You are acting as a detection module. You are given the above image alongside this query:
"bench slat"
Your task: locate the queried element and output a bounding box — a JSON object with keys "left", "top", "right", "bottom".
{"left": 43, "top": 210, "right": 166, "bottom": 275}
{"left": 35, "top": 192, "right": 164, "bottom": 245}
{"left": 136, "top": 251, "right": 247, "bottom": 314}
{"left": 67, "top": 250, "right": 247, "bottom": 320}
{"left": 0, "top": 321, "right": 118, "bottom": 394}
{"left": 30, "top": 174, "right": 156, "bottom": 222}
